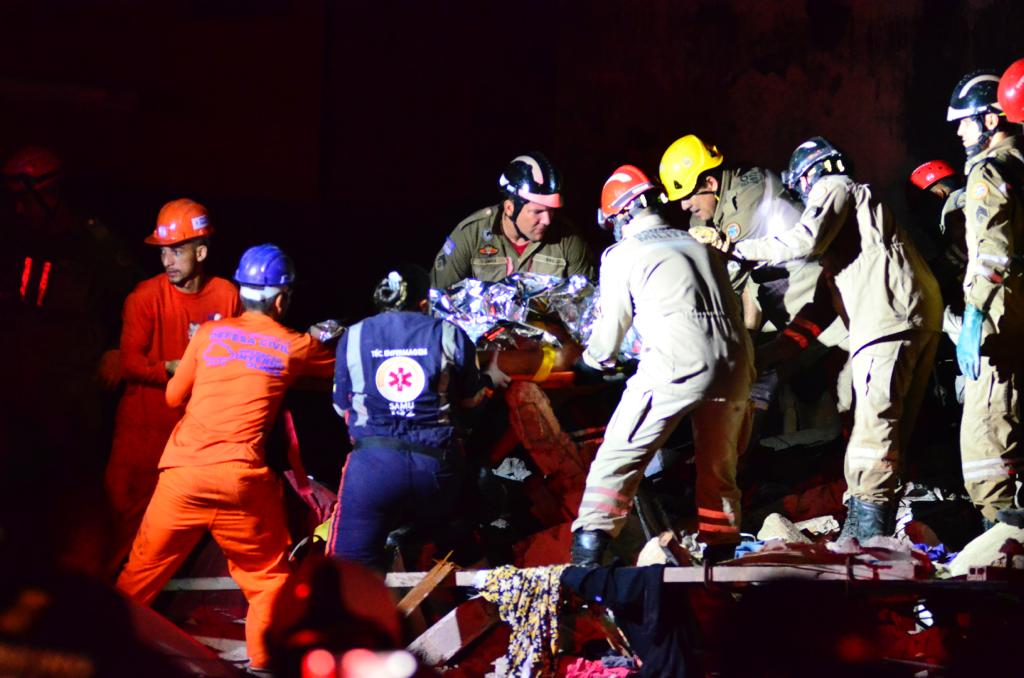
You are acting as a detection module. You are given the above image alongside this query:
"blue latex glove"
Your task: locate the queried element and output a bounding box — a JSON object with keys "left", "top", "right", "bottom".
{"left": 957, "top": 304, "right": 984, "bottom": 380}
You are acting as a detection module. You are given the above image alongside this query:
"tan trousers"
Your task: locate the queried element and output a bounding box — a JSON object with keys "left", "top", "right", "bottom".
{"left": 845, "top": 330, "right": 938, "bottom": 505}
{"left": 961, "top": 352, "right": 1022, "bottom": 521}
{"left": 572, "top": 383, "right": 751, "bottom": 545}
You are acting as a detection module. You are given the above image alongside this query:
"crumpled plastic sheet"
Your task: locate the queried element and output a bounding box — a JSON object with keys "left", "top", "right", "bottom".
{"left": 429, "top": 272, "right": 643, "bottom": 359}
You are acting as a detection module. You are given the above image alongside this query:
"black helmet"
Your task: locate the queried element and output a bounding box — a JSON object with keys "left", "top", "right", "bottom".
{"left": 372, "top": 264, "right": 431, "bottom": 312}
{"left": 782, "top": 136, "right": 850, "bottom": 202}
{"left": 498, "top": 152, "right": 563, "bottom": 209}
{"left": 947, "top": 70, "right": 1002, "bottom": 122}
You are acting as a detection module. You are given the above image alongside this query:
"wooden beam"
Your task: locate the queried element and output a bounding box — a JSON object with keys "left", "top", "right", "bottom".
{"left": 389, "top": 562, "right": 922, "bottom": 589}
{"left": 406, "top": 597, "right": 499, "bottom": 666}
{"left": 163, "top": 576, "right": 239, "bottom": 591}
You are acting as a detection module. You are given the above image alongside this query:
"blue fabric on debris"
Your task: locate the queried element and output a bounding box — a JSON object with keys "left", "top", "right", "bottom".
{"left": 915, "top": 542, "right": 958, "bottom": 564}
{"left": 733, "top": 540, "right": 766, "bottom": 556}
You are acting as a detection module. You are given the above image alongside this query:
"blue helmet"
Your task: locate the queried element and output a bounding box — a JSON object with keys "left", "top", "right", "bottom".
{"left": 234, "top": 244, "right": 295, "bottom": 288}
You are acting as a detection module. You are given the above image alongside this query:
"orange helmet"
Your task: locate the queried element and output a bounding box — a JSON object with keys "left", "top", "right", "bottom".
{"left": 2, "top": 146, "right": 62, "bottom": 193}
{"left": 598, "top": 165, "right": 658, "bottom": 230}
{"left": 998, "top": 58, "right": 1024, "bottom": 124}
{"left": 910, "top": 160, "right": 956, "bottom": 190}
{"left": 145, "top": 198, "right": 213, "bottom": 245}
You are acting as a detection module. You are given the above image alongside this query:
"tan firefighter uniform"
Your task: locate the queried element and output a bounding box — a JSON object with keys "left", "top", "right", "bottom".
{"left": 734, "top": 175, "right": 943, "bottom": 505}
{"left": 959, "top": 135, "right": 1024, "bottom": 520}
{"left": 693, "top": 167, "right": 833, "bottom": 334}
{"left": 430, "top": 204, "right": 593, "bottom": 289}
{"left": 572, "top": 212, "right": 754, "bottom": 545}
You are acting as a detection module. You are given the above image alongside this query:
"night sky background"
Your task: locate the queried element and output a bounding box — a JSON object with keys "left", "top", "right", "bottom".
{"left": 2, "top": 0, "right": 1023, "bottom": 327}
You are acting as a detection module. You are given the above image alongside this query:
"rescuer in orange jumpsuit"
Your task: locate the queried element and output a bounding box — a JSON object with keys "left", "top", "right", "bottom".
{"left": 104, "top": 199, "right": 242, "bottom": 575}
{"left": 116, "top": 244, "right": 334, "bottom": 673}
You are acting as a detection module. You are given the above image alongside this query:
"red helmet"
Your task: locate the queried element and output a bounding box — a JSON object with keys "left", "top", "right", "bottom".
{"left": 998, "top": 58, "right": 1024, "bottom": 124}
{"left": 598, "top": 165, "right": 657, "bottom": 229}
{"left": 910, "top": 160, "right": 956, "bottom": 190}
{"left": 145, "top": 198, "right": 213, "bottom": 245}
{"left": 2, "top": 146, "right": 62, "bottom": 192}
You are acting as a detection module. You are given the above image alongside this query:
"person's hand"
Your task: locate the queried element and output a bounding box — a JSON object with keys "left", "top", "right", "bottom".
{"left": 957, "top": 304, "right": 984, "bottom": 380}
{"left": 298, "top": 485, "right": 334, "bottom": 523}
{"left": 484, "top": 358, "right": 511, "bottom": 390}
{"left": 572, "top": 356, "right": 608, "bottom": 386}
{"left": 755, "top": 337, "right": 799, "bottom": 373}
{"left": 165, "top": 359, "right": 180, "bottom": 376}
{"left": 308, "top": 319, "right": 346, "bottom": 343}
{"left": 96, "top": 349, "right": 122, "bottom": 389}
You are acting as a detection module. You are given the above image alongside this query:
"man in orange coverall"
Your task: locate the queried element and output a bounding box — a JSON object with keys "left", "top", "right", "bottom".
{"left": 104, "top": 198, "right": 242, "bottom": 574}
{"left": 116, "top": 244, "right": 334, "bottom": 674}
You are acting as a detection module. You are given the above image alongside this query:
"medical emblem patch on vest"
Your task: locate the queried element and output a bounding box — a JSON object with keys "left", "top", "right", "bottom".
{"left": 376, "top": 356, "right": 426, "bottom": 405}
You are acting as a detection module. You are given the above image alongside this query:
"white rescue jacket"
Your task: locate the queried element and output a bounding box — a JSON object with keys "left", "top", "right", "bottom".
{"left": 584, "top": 212, "right": 753, "bottom": 401}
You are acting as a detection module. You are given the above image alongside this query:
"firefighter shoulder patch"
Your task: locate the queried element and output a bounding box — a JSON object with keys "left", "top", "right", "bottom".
{"left": 972, "top": 182, "right": 989, "bottom": 200}
{"left": 443, "top": 237, "right": 456, "bottom": 256}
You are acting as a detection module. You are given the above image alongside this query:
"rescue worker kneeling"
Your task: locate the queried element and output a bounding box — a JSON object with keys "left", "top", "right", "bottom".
{"left": 570, "top": 166, "right": 754, "bottom": 567}
{"left": 328, "top": 266, "right": 510, "bottom": 568}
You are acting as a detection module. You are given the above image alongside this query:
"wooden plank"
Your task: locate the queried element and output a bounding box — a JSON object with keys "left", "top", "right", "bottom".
{"left": 163, "top": 576, "right": 239, "bottom": 591}
{"left": 389, "top": 563, "right": 921, "bottom": 589}
{"left": 407, "top": 597, "right": 499, "bottom": 666}
{"left": 661, "top": 562, "right": 919, "bottom": 583}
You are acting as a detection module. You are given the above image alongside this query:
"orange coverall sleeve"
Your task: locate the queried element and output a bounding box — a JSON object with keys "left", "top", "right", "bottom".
{"left": 292, "top": 335, "right": 336, "bottom": 380}
{"left": 120, "top": 289, "right": 169, "bottom": 385}
{"left": 165, "top": 325, "right": 203, "bottom": 407}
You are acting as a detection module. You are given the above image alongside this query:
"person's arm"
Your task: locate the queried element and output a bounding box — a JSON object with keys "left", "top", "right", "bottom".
{"left": 582, "top": 248, "right": 633, "bottom": 369}
{"left": 331, "top": 329, "right": 353, "bottom": 419}
{"left": 430, "top": 226, "right": 474, "bottom": 289}
{"left": 165, "top": 324, "right": 202, "bottom": 407}
{"left": 964, "top": 162, "right": 1018, "bottom": 312}
{"left": 280, "top": 408, "right": 332, "bottom": 522}
{"left": 445, "top": 324, "right": 507, "bottom": 409}
{"left": 757, "top": 274, "right": 839, "bottom": 371}
{"left": 564, "top": 234, "right": 596, "bottom": 281}
{"left": 119, "top": 288, "right": 170, "bottom": 385}
{"left": 734, "top": 178, "right": 852, "bottom": 264}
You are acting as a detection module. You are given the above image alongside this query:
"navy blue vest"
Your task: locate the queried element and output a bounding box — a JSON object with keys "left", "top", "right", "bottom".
{"left": 334, "top": 312, "right": 478, "bottom": 449}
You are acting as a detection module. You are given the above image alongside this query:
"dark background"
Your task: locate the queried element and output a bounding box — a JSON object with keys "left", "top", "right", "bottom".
{"left": 1, "top": 0, "right": 1023, "bottom": 324}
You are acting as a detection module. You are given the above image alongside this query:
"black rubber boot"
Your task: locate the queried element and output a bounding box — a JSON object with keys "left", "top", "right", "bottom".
{"left": 703, "top": 543, "right": 738, "bottom": 565}
{"left": 836, "top": 498, "right": 858, "bottom": 542}
{"left": 996, "top": 508, "right": 1024, "bottom": 528}
{"left": 850, "top": 497, "right": 893, "bottom": 541}
{"left": 570, "top": 529, "right": 611, "bottom": 567}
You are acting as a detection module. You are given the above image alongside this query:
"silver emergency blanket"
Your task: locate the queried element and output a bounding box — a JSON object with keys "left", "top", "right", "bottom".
{"left": 428, "top": 273, "right": 642, "bottom": 359}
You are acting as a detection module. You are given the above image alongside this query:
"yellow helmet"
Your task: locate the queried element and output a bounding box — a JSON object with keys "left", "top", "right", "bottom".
{"left": 659, "top": 134, "right": 724, "bottom": 201}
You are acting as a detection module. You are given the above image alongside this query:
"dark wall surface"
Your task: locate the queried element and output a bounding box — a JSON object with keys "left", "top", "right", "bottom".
{"left": 2, "top": 0, "right": 1023, "bottom": 322}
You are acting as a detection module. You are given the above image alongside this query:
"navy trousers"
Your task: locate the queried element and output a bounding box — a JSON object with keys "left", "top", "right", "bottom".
{"left": 327, "top": 445, "right": 459, "bottom": 567}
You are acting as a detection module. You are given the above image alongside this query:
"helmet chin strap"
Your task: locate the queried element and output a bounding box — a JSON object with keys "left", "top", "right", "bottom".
{"left": 506, "top": 197, "right": 530, "bottom": 242}
{"left": 966, "top": 114, "right": 996, "bottom": 159}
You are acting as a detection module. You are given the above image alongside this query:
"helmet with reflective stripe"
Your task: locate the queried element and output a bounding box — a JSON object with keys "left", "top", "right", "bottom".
{"left": 498, "top": 152, "right": 563, "bottom": 208}
{"left": 235, "top": 243, "right": 295, "bottom": 288}
{"left": 947, "top": 70, "right": 1002, "bottom": 122}
{"left": 145, "top": 198, "right": 214, "bottom": 245}
{"left": 2, "top": 146, "right": 61, "bottom": 192}
{"left": 783, "top": 136, "right": 849, "bottom": 201}
{"left": 598, "top": 165, "right": 657, "bottom": 225}
{"left": 659, "top": 134, "right": 724, "bottom": 202}
{"left": 998, "top": 58, "right": 1024, "bottom": 124}
{"left": 910, "top": 160, "right": 956, "bottom": 190}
